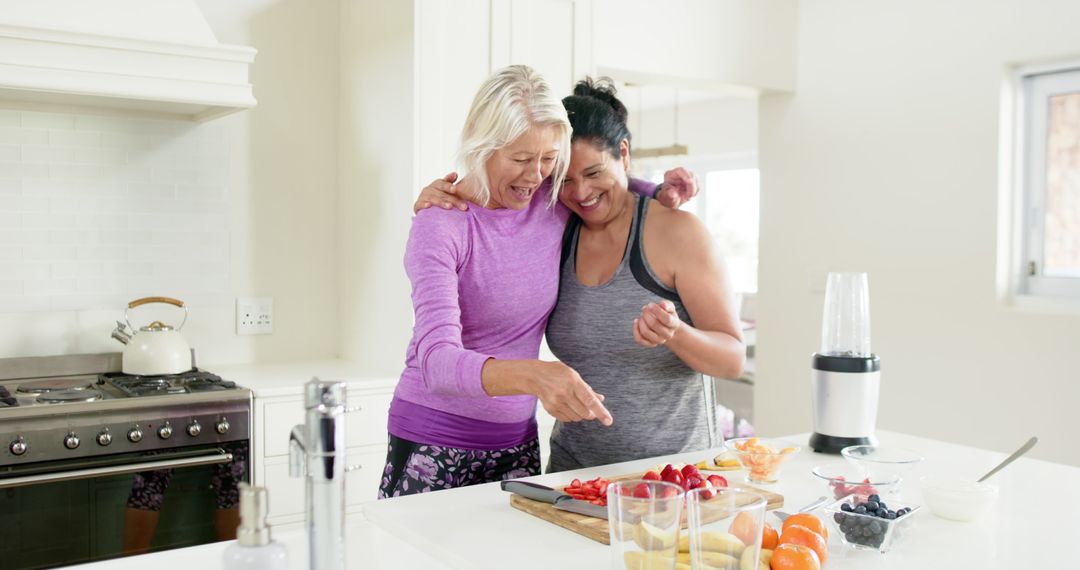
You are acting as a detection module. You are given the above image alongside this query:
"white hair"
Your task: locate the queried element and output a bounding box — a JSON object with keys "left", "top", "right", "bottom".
{"left": 456, "top": 65, "right": 571, "bottom": 208}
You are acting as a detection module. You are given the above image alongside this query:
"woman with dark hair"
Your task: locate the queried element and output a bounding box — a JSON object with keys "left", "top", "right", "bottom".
{"left": 543, "top": 78, "right": 744, "bottom": 472}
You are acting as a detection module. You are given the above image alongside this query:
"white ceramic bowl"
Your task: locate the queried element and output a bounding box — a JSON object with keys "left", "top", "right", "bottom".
{"left": 919, "top": 475, "right": 999, "bottom": 522}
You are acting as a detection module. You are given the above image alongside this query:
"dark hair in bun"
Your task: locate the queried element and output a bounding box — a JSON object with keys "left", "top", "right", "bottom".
{"left": 562, "top": 77, "right": 631, "bottom": 158}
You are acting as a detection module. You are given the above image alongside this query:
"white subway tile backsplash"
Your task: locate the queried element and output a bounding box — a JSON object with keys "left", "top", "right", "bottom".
{"left": 0, "top": 144, "right": 19, "bottom": 162}
{"left": 22, "top": 146, "right": 74, "bottom": 163}
{"left": 24, "top": 245, "right": 77, "bottom": 261}
{"left": 23, "top": 113, "right": 75, "bottom": 130}
{"left": 0, "top": 111, "right": 19, "bottom": 128}
{"left": 0, "top": 128, "right": 48, "bottom": 145}
{"left": 0, "top": 180, "right": 21, "bottom": 196}
{"left": 0, "top": 246, "right": 21, "bottom": 261}
{"left": 49, "top": 130, "right": 101, "bottom": 147}
{"left": 51, "top": 261, "right": 105, "bottom": 279}
{"left": 0, "top": 296, "right": 51, "bottom": 312}
{"left": 0, "top": 262, "right": 50, "bottom": 279}
{"left": 0, "top": 280, "right": 25, "bottom": 295}
{"left": 76, "top": 245, "right": 127, "bottom": 261}
{"left": 0, "top": 110, "right": 230, "bottom": 312}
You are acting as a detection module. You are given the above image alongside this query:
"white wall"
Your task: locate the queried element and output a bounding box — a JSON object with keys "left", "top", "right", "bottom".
{"left": 0, "top": 0, "right": 341, "bottom": 366}
{"left": 337, "top": 0, "right": 416, "bottom": 374}
{"left": 757, "top": 0, "right": 1080, "bottom": 466}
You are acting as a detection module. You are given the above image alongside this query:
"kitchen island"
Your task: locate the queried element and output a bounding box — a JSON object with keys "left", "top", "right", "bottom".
{"left": 72, "top": 430, "right": 1079, "bottom": 569}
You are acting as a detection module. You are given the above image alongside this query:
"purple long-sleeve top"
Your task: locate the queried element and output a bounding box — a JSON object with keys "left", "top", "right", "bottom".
{"left": 389, "top": 178, "right": 655, "bottom": 450}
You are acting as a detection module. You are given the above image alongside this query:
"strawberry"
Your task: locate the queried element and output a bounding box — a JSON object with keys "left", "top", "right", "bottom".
{"left": 632, "top": 483, "right": 652, "bottom": 499}
{"left": 681, "top": 464, "right": 699, "bottom": 479}
{"left": 642, "top": 470, "right": 662, "bottom": 481}
{"left": 570, "top": 478, "right": 581, "bottom": 488}
{"left": 707, "top": 474, "right": 728, "bottom": 488}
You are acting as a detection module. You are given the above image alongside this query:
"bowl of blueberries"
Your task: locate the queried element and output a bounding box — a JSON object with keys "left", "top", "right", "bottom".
{"left": 824, "top": 493, "right": 920, "bottom": 553}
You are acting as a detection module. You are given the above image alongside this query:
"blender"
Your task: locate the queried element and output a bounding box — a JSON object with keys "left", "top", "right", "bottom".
{"left": 809, "top": 272, "right": 880, "bottom": 454}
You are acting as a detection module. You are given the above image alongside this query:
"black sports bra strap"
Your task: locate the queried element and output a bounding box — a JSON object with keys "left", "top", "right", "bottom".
{"left": 560, "top": 213, "right": 582, "bottom": 269}
{"left": 629, "top": 196, "right": 680, "bottom": 302}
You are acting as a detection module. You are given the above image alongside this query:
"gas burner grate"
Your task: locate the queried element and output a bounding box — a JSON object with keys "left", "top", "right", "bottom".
{"left": 99, "top": 370, "right": 237, "bottom": 397}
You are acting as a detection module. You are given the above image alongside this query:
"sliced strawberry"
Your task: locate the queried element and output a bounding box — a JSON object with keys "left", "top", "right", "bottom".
{"left": 642, "top": 470, "right": 661, "bottom": 482}
{"left": 707, "top": 474, "right": 728, "bottom": 488}
{"left": 570, "top": 478, "right": 581, "bottom": 488}
{"left": 632, "top": 483, "right": 652, "bottom": 499}
{"left": 680, "top": 464, "right": 700, "bottom": 479}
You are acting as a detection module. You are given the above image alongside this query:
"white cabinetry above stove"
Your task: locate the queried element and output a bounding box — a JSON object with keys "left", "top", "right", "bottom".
{"left": 0, "top": 0, "right": 256, "bottom": 121}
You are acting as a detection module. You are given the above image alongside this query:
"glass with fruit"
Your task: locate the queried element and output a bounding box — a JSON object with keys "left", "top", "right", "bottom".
{"left": 685, "top": 487, "right": 767, "bottom": 570}
{"left": 825, "top": 494, "right": 921, "bottom": 553}
{"left": 811, "top": 464, "right": 901, "bottom": 499}
{"left": 724, "top": 437, "right": 801, "bottom": 484}
{"left": 607, "top": 480, "right": 685, "bottom": 570}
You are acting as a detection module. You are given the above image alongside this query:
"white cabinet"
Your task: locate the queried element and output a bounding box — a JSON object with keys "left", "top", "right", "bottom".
{"left": 414, "top": 0, "right": 594, "bottom": 188}
{"left": 252, "top": 383, "right": 395, "bottom": 527}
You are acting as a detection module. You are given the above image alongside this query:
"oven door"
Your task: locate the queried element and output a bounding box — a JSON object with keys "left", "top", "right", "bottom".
{"left": 0, "top": 442, "right": 249, "bottom": 570}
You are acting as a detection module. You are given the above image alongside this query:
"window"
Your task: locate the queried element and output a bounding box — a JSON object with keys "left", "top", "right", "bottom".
{"left": 633, "top": 156, "right": 759, "bottom": 294}
{"left": 1016, "top": 65, "right": 1080, "bottom": 299}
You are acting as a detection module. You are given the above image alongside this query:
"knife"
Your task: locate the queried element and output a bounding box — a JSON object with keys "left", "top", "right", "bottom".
{"left": 501, "top": 480, "right": 616, "bottom": 521}
{"left": 500, "top": 480, "right": 571, "bottom": 503}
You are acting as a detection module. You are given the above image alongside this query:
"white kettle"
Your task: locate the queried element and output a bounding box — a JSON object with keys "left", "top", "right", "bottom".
{"left": 111, "top": 296, "right": 192, "bottom": 376}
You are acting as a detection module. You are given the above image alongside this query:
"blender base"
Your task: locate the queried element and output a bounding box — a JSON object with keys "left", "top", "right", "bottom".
{"left": 809, "top": 432, "right": 878, "bottom": 454}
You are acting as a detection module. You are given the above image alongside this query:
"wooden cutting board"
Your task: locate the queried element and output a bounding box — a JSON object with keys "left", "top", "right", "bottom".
{"left": 508, "top": 480, "right": 783, "bottom": 545}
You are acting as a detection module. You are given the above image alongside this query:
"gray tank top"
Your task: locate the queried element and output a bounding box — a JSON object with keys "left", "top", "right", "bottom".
{"left": 544, "top": 195, "right": 717, "bottom": 473}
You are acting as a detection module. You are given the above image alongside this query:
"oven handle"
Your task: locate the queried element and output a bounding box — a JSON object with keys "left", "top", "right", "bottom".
{"left": 0, "top": 449, "right": 233, "bottom": 489}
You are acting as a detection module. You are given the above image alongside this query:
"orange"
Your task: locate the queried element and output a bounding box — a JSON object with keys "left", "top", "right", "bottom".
{"left": 729, "top": 511, "right": 760, "bottom": 546}
{"left": 770, "top": 543, "right": 821, "bottom": 570}
{"left": 762, "top": 522, "right": 779, "bottom": 550}
{"left": 782, "top": 513, "right": 829, "bottom": 541}
{"left": 778, "top": 524, "right": 828, "bottom": 565}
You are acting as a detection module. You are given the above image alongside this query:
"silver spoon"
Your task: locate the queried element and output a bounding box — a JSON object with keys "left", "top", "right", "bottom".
{"left": 976, "top": 436, "right": 1038, "bottom": 483}
{"left": 773, "top": 496, "right": 831, "bottom": 522}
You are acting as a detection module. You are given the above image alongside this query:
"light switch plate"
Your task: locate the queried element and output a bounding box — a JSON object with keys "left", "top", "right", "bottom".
{"left": 236, "top": 297, "right": 273, "bottom": 335}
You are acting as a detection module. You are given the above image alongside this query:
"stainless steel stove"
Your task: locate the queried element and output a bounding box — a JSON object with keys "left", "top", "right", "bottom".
{"left": 0, "top": 352, "right": 252, "bottom": 569}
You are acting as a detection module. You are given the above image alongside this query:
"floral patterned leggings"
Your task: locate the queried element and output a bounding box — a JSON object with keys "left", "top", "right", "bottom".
{"left": 377, "top": 434, "right": 540, "bottom": 499}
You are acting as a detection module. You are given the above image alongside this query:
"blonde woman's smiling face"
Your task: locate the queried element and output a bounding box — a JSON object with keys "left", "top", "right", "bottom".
{"left": 484, "top": 125, "right": 561, "bottom": 210}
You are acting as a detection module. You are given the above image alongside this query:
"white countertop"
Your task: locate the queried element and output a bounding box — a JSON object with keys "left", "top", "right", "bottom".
{"left": 68, "top": 430, "right": 1080, "bottom": 569}
{"left": 209, "top": 359, "right": 397, "bottom": 397}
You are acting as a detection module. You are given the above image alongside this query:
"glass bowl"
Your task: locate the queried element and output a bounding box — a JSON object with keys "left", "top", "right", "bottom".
{"left": 825, "top": 495, "right": 921, "bottom": 553}
{"left": 811, "top": 464, "right": 902, "bottom": 500}
{"left": 919, "top": 475, "right": 999, "bottom": 522}
{"left": 841, "top": 445, "right": 924, "bottom": 479}
{"left": 723, "top": 437, "right": 801, "bottom": 484}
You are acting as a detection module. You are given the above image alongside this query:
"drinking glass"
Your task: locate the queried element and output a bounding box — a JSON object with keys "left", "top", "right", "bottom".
{"left": 607, "top": 480, "right": 684, "bottom": 570}
{"left": 685, "top": 487, "right": 767, "bottom": 570}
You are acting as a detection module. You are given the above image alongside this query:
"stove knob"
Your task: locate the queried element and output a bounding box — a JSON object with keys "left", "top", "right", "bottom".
{"left": 64, "top": 432, "right": 80, "bottom": 450}
{"left": 96, "top": 430, "right": 112, "bottom": 446}
{"left": 158, "top": 422, "right": 173, "bottom": 440}
{"left": 9, "top": 437, "right": 27, "bottom": 456}
{"left": 215, "top": 418, "right": 230, "bottom": 435}
{"left": 186, "top": 421, "right": 202, "bottom": 437}
{"left": 128, "top": 427, "right": 143, "bottom": 443}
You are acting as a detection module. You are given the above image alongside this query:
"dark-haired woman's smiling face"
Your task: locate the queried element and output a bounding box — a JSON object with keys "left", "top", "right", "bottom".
{"left": 559, "top": 139, "right": 630, "bottom": 222}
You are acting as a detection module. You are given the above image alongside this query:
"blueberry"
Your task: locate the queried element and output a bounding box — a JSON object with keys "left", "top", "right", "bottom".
{"left": 869, "top": 521, "right": 882, "bottom": 534}
{"left": 865, "top": 501, "right": 879, "bottom": 511}
{"left": 834, "top": 513, "right": 845, "bottom": 524}
{"left": 878, "top": 501, "right": 888, "bottom": 510}
{"left": 885, "top": 510, "right": 897, "bottom": 520}
{"left": 855, "top": 505, "right": 867, "bottom": 514}
{"left": 868, "top": 494, "right": 881, "bottom": 503}
{"left": 841, "top": 502, "right": 853, "bottom": 512}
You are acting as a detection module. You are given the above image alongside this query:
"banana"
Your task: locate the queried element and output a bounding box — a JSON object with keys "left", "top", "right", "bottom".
{"left": 623, "top": 551, "right": 686, "bottom": 570}
{"left": 632, "top": 520, "right": 678, "bottom": 551}
{"left": 739, "top": 548, "right": 774, "bottom": 570}
{"left": 677, "top": 531, "right": 746, "bottom": 558}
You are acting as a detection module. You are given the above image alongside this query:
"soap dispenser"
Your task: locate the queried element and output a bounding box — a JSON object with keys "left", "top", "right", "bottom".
{"left": 223, "top": 483, "right": 289, "bottom": 570}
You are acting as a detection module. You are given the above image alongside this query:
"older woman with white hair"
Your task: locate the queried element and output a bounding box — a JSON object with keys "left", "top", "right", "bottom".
{"left": 379, "top": 65, "right": 691, "bottom": 498}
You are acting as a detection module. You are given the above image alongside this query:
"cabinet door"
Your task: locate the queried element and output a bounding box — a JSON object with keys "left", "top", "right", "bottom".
{"left": 493, "top": 0, "right": 588, "bottom": 97}
{"left": 415, "top": 0, "right": 494, "bottom": 187}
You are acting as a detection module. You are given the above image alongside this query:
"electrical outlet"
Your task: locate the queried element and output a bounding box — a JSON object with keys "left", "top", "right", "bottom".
{"left": 236, "top": 297, "right": 273, "bottom": 335}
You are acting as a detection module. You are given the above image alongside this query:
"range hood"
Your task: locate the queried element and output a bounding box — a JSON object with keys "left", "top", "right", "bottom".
{"left": 0, "top": 0, "right": 256, "bottom": 121}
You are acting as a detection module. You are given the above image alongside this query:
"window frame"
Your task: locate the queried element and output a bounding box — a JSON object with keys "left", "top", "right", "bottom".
{"left": 1006, "top": 61, "right": 1080, "bottom": 306}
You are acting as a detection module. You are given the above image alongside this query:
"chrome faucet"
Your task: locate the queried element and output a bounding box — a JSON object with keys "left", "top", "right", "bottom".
{"left": 289, "top": 378, "right": 361, "bottom": 570}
